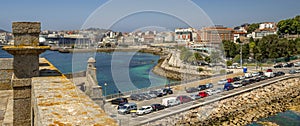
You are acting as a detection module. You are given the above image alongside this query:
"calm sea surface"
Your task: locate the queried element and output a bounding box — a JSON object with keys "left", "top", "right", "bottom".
{"left": 0, "top": 47, "right": 171, "bottom": 95}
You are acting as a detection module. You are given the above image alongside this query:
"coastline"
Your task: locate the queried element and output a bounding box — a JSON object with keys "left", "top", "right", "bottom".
{"left": 176, "top": 77, "right": 300, "bottom": 126}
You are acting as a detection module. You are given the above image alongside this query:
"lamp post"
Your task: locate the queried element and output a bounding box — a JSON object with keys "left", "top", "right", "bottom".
{"left": 104, "top": 82, "right": 107, "bottom": 97}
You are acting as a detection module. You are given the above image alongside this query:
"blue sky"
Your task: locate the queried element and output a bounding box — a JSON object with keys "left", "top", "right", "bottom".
{"left": 0, "top": 0, "right": 299, "bottom": 32}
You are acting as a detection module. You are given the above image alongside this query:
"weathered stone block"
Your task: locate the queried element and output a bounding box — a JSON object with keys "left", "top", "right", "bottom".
{"left": 13, "top": 35, "right": 39, "bottom": 46}
{"left": 11, "top": 78, "right": 31, "bottom": 87}
{"left": 12, "top": 22, "right": 40, "bottom": 34}
{"left": 13, "top": 54, "right": 39, "bottom": 78}
{"left": 13, "top": 98, "right": 31, "bottom": 122}
{"left": 12, "top": 22, "right": 40, "bottom": 46}
{"left": 13, "top": 119, "right": 31, "bottom": 126}
{"left": 13, "top": 86, "right": 31, "bottom": 99}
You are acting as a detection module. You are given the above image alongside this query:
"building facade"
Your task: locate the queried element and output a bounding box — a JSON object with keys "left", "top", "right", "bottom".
{"left": 200, "top": 25, "right": 234, "bottom": 43}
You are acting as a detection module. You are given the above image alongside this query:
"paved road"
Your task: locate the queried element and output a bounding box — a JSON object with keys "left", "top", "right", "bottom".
{"left": 104, "top": 73, "right": 297, "bottom": 126}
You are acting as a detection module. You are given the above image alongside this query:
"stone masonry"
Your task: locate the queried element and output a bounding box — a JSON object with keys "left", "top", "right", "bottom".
{"left": 2, "top": 22, "right": 49, "bottom": 126}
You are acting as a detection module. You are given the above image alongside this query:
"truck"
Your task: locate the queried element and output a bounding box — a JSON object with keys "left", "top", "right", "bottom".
{"left": 264, "top": 72, "right": 274, "bottom": 78}
{"left": 162, "top": 97, "right": 180, "bottom": 107}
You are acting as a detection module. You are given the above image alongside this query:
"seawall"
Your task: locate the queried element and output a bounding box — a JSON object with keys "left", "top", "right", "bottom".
{"left": 146, "top": 77, "right": 300, "bottom": 126}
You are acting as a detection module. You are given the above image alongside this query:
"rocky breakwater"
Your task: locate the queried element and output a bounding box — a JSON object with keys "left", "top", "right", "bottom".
{"left": 176, "top": 78, "right": 300, "bottom": 126}
{"left": 152, "top": 53, "right": 212, "bottom": 81}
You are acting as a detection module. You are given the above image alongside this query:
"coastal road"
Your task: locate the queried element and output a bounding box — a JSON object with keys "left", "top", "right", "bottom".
{"left": 105, "top": 73, "right": 298, "bottom": 126}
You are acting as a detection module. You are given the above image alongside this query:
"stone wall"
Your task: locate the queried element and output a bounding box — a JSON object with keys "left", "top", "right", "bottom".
{"left": 32, "top": 58, "right": 116, "bottom": 125}
{"left": 0, "top": 58, "right": 13, "bottom": 90}
{"left": 147, "top": 77, "right": 300, "bottom": 126}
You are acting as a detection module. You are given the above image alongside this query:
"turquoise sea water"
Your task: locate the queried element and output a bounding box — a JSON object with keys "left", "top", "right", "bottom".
{"left": 248, "top": 110, "right": 300, "bottom": 126}
{"left": 0, "top": 48, "right": 170, "bottom": 95}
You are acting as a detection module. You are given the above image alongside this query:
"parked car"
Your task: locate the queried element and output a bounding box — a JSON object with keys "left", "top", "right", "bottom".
{"left": 295, "top": 69, "right": 300, "bottom": 73}
{"left": 111, "top": 98, "right": 128, "bottom": 105}
{"left": 232, "top": 82, "right": 242, "bottom": 88}
{"left": 149, "top": 90, "right": 163, "bottom": 97}
{"left": 218, "top": 79, "right": 227, "bottom": 85}
{"left": 130, "top": 94, "right": 143, "bottom": 101}
{"left": 258, "top": 71, "right": 264, "bottom": 76}
{"left": 233, "top": 77, "right": 240, "bottom": 82}
{"left": 227, "top": 78, "right": 234, "bottom": 83}
{"left": 283, "top": 63, "right": 294, "bottom": 68}
{"left": 206, "top": 89, "right": 220, "bottom": 95}
{"left": 264, "top": 72, "right": 274, "bottom": 78}
{"left": 259, "top": 75, "right": 268, "bottom": 80}
{"left": 177, "top": 95, "right": 193, "bottom": 104}
{"left": 147, "top": 91, "right": 158, "bottom": 98}
{"left": 162, "top": 88, "right": 173, "bottom": 95}
{"left": 190, "top": 94, "right": 201, "bottom": 100}
{"left": 273, "top": 64, "right": 283, "bottom": 68}
{"left": 266, "top": 69, "right": 273, "bottom": 72}
{"left": 239, "top": 76, "right": 245, "bottom": 80}
{"left": 252, "top": 72, "right": 260, "bottom": 77}
{"left": 245, "top": 73, "right": 253, "bottom": 78}
{"left": 136, "top": 106, "right": 153, "bottom": 115}
{"left": 254, "top": 77, "right": 261, "bottom": 82}
{"left": 205, "top": 83, "right": 214, "bottom": 89}
{"left": 141, "top": 93, "right": 152, "bottom": 100}
{"left": 186, "top": 87, "right": 199, "bottom": 93}
{"left": 162, "top": 97, "right": 180, "bottom": 107}
{"left": 118, "top": 103, "right": 137, "bottom": 114}
{"left": 150, "top": 104, "right": 165, "bottom": 111}
{"left": 198, "top": 85, "right": 207, "bottom": 91}
{"left": 198, "top": 91, "right": 209, "bottom": 98}
{"left": 294, "top": 62, "right": 300, "bottom": 67}
{"left": 249, "top": 78, "right": 256, "bottom": 83}
{"left": 241, "top": 79, "right": 250, "bottom": 86}
{"left": 274, "top": 71, "right": 285, "bottom": 76}
{"left": 289, "top": 69, "right": 296, "bottom": 74}
{"left": 224, "top": 83, "right": 234, "bottom": 91}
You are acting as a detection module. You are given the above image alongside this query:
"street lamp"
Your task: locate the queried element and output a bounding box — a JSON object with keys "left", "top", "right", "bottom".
{"left": 104, "top": 82, "right": 107, "bottom": 97}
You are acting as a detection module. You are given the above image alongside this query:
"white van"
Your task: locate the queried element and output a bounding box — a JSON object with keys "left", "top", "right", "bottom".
{"left": 162, "top": 97, "right": 180, "bottom": 107}
{"left": 264, "top": 72, "right": 274, "bottom": 78}
{"left": 245, "top": 73, "right": 253, "bottom": 78}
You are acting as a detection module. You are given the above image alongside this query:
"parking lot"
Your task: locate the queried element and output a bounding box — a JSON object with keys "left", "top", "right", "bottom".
{"left": 104, "top": 67, "right": 296, "bottom": 126}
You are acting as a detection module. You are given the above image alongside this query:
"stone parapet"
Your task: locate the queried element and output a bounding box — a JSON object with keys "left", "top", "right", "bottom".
{"left": 32, "top": 58, "right": 116, "bottom": 125}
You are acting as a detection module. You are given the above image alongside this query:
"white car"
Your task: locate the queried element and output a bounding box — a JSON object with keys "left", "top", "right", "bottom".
{"left": 136, "top": 106, "right": 153, "bottom": 115}
{"left": 190, "top": 94, "right": 201, "bottom": 100}
{"left": 218, "top": 79, "right": 227, "bottom": 85}
{"left": 252, "top": 72, "right": 260, "bottom": 77}
{"left": 206, "top": 89, "right": 216, "bottom": 95}
{"left": 239, "top": 76, "right": 245, "bottom": 80}
{"left": 232, "top": 82, "right": 242, "bottom": 88}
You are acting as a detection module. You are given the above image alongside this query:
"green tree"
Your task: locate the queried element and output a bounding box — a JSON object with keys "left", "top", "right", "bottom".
{"left": 277, "top": 15, "right": 300, "bottom": 35}
{"left": 222, "top": 40, "right": 238, "bottom": 58}
{"left": 247, "top": 23, "right": 260, "bottom": 33}
{"left": 226, "top": 60, "right": 233, "bottom": 66}
{"left": 194, "top": 52, "right": 203, "bottom": 61}
{"left": 233, "top": 54, "right": 240, "bottom": 63}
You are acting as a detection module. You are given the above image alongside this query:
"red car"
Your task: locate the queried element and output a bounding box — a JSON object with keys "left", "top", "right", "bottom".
{"left": 176, "top": 95, "right": 193, "bottom": 104}
{"left": 227, "top": 78, "right": 234, "bottom": 83}
{"left": 198, "top": 91, "right": 209, "bottom": 98}
{"left": 267, "top": 69, "right": 272, "bottom": 72}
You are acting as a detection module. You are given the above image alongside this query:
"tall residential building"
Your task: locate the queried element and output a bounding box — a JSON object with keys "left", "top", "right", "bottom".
{"left": 200, "top": 25, "right": 234, "bottom": 43}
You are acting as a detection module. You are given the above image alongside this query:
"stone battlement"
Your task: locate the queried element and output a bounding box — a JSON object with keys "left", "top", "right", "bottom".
{"left": 32, "top": 58, "right": 116, "bottom": 125}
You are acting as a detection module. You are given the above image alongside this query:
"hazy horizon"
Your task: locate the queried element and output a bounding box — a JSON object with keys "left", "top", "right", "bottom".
{"left": 0, "top": 0, "right": 299, "bottom": 32}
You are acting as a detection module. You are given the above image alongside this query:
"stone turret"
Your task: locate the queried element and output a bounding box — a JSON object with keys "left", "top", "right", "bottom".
{"left": 2, "top": 22, "right": 49, "bottom": 126}
{"left": 85, "top": 57, "right": 104, "bottom": 109}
